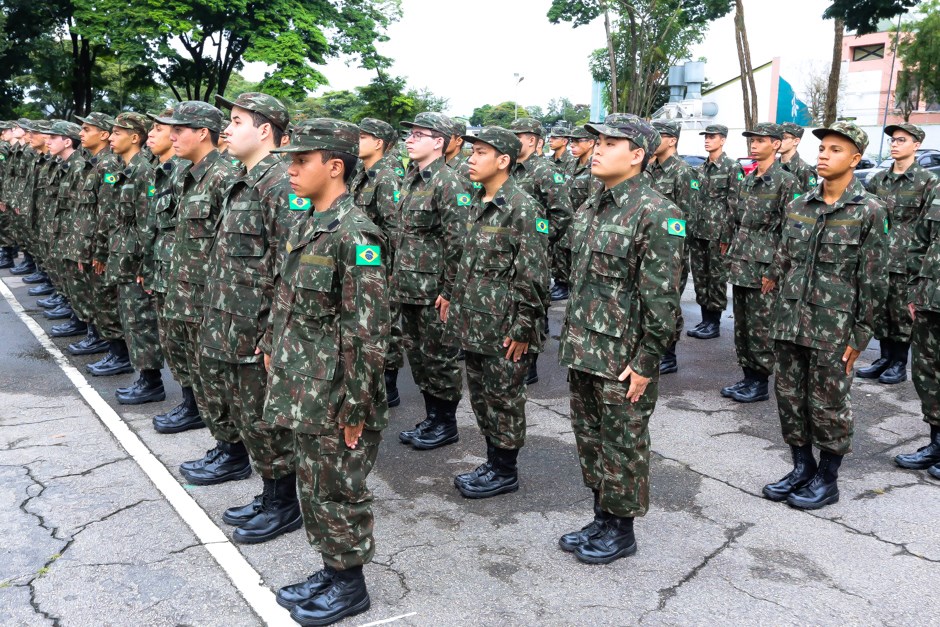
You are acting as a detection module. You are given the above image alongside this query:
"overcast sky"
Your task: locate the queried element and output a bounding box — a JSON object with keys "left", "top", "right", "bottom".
{"left": 244, "top": 0, "right": 843, "bottom": 117}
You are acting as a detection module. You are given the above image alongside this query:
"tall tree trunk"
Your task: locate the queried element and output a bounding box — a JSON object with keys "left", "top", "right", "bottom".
{"left": 602, "top": 3, "right": 619, "bottom": 113}
{"left": 824, "top": 18, "right": 845, "bottom": 126}
{"left": 734, "top": 0, "right": 758, "bottom": 129}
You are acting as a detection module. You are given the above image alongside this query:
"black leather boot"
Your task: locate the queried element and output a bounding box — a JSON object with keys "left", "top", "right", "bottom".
{"left": 398, "top": 391, "right": 436, "bottom": 444}
{"left": 117, "top": 368, "right": 165, "bottom": 404}
{"left": 277, "top": 566, "right": 337, "bottom": 610}
{"left": 28, "top": 282, "right": 55, "bottom": 296}
{"left": 787, "top": 451, "right": 842, "bottom": 509}
{"left": 457, "top": 446, "right": 519, "bottom": 499}
{"left": 222, "top": 492, "right": 263, "bottom": 526}
{"left": 689, "top": 309, "right": 720, "bottom": 339}
{"left": 43, "top": 303, "right": 73, "bottom": 320}
{"left": 50, "top": 314, "right": 87, "bottom": 338}
{"left": 559, "top": 490, "right": 609, "bottom": 552}
{"left": 550, "top": 281, "right": 569, "bottom": 301}
{"left": 86, "top": 339, "right": 133, "bottom": 376}
{"left": 153, "top": 386, "right": 204, "bottom": 434}
{"left": 574, "top": 515, "right": 637, "bottom": 564}
{"left": 454, "top": 438, "right": 495, "bottom": 488}
{"left": 68, "top": 325, "right": 109, "bottom": 355}
{"left": 0, "top": 248, "right": 12, "bottom": 269}
{"left": 732, "top": 374, "right": 769, "bottom": 403}
{"left": 37, "top": 293, "right": 66, "bottom": 309}
{"left": 895, "top": 425, "right": 940, "bottom": 470}
{"left": 878, "top": 341, "right": 908, "bottom": 384}
{"left": 22, "top": 270, "right": 48, "bottom": 284}
{"left": 384, "top": 369, "right": 400, "bottom": 408}
{"left": 762, "top": 444, "right": 817, "bottom": 501}
{"left": 411, "top": 396, "right": 459, "bottom": 450}
{"left": 856, "top": 340, "right": 891, "bottom": 379}
{"left": 233, "top": 473, "right": 303, "bottom": 544}
{"left": 688, "top": 306, "right": 709, "bottom": 335}
{"left": 180, "top": 442, "right": 224, "bottom": 473}
{"left": 180, "top": 440, "right": 251, "bottom": 485}
{"left": 10, "top": 252, "right": 35, "bottom": 275}
{"left": 526, "top": 353, "right": 539, "bottom": 385}
{"left": 290, "top": 565, "right": 370, "bottom": 627}
{"left": 659, "top": 343, "right": 678, "bottom": 374}
{"left": 721, "top": 368, "right": 753, "bottom": 398}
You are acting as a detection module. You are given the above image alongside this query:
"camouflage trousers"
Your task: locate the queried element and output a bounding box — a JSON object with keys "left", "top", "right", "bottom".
{"left": 773, "top": 340, "right": 853, "bottom": 456}
{"left": 552, "top": 244, "right": 571, "bottom": 285}
{"left": 118, "top": 282, "right": 164, "bottom": 371}
{"left": 0, "top": 207, "right": 13, "bottom": 247}
{"left": 568, "top": 368, "right": 658, "bottom": 518}
{"left": 386, "top": 301, "right": 404, "bottom": 370}
{"left": 154, "top": 291, "right": 188, "bottom": 388}
{"left": 876, "top": 273, "right": 914, "bottom": 343}
{"left": 688, "top": 237, "right": 728, "bottom": 313}
{"left": 61, "top": 261, "right": 95, "bottom": 323}
{"left": 732, "top": 285, "right": 775, "bottom": 377}
{"left": 465, "top": 351, "right": 529, "bottom": 450}
{"left": 293, "top": 429, "right": 381, "bottom": 570}
{"left": 91, "top": 272, "right": 123, "bottom": 342}
{"left": 912, "top": 310, "right": 940, "bottom": 428}
{"left": 673, "top": 252, "right": 689, "bottom": 342}
{"left": 400, "top": 302, "right": 462, "bottom": 402}
{"left": 161, "top": 318, "right": 202, "bottom": 408}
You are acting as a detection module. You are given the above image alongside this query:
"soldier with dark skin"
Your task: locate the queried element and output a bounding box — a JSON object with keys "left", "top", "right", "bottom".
{"left": 443, "top": 126, "right": 549, "bottom": 499}
{"left": 762, "top": 122, "right": 887, "bottom": 509}
{"left": 558, "top": 114, "right": 683, "bottom": 565}
{"left": 548, "top": 126, "right": 574, "bottom": 173}
{"left": 859, "top": 123, "right": 938, "bottom": 385}
{"left": 778, "top": 122, "right": 818, "bottom": 194}
{"left": 261, "top": 118, "right": 389, "bottom": 626}
{"left": 444, "top": 118, "right": 472, "bottom": 182}
{"left": 565, "top": 127, "right": 597, "bottom": 212}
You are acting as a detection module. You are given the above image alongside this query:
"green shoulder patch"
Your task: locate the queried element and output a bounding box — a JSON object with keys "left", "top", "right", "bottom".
{"left": 690, "top": 179, "right": 700, "bottom": 190}
{"left": 457, "top": 193, "right": 472, "bottom": 206}
{"left": 103, "top": 173, "right": 117, "bottom": 185}
{"left": 356, "top": 244, "right": 381, "bottom": 266}
{"left": 809, "top": 175, "right": 817, "bottom": 186}
{"left": 553, "top": 172, "right": 565, "bottom": 184}
{"left": 666, "top": 218, "right": 686, "bottom": 237}
{"left": 0, "top": 155, "right": 5, "bottom": 161}
{"left": 393, "top": 190, "right": 400, "bottom": 203}
{"left": 289, "top": 194, "right": 311, "bottom": 211}
{"left": 147, "top": 185, "right": 156, "bottom": 197}
{"left": 394, "top": 167, "right": 405, "bottom": 177}
{"left": 884, "top": 217, "right": 889, "bottom": 234}
{"left": 536, "top": 217, "right": 549, "bottom": 234}
{"left": 472, "top": 181, "right": 483, "bottom": 189}
{"left": 737, "top": 172, "right": 744, "bottom": 181}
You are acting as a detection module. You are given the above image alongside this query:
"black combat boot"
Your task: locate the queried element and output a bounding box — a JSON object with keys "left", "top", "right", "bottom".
{"left": 180, "top": 440, "right": 251, "bottom": 485}
{"left": 731, "top": 373, "right": 769, "bottom": 403}
{"left": 688, "top": 306, "right": 710, "bottom": 335}
{"left": 116, "top": 368, "right": 165, "bottom": 405}
{"left": 574, "top": 515, "right": 637, "bottom": 564}
{"left": 384, "top": 369, "right": 400, "bottom": 408}
{"left": 153, "top": 386, "right": 204, "bottom": 434}
{"left": 550, "top": 281, "right": 569, "bottom": 301}
{"left": 28, "top": 282, "right": 55, "bottom": 296}
{"left": 457, "top": 446, "right": 519, "bottom": 499}
{"left": 787, "top": 451, "right": 842, "bottom": 510}
{"left": 277, "top": 566, "right": 337, "bottom": 610}
{"left": 223, "top": 492, "right": 263, "bottom": 526}
{"left": 9, "top": 252, "right": 36, "bottom": 275}
{"left": 659, "top": 343, "right": 678, "bottom": 374}
{"left": 526, "top": 353, "right": 539, "bottom": 385}
{"left": 559, "top": 490, "right": 609, "bottom": 552}
{"left": 878, "top": 341, "right": 908, "bottom": 384}
{"left": 689, "top": 309, "right": 721, "bottom": 339}
{"left": 37, "top": 292, "right": 66, "bottom": 309}
{"left": 22, "top": 270, "right": 48, "bottom": 284}
{"left": 454, "top": 437, "right": 495, "bottom": 488}
{"left": 411, "top": 396, "right": 459, "bottom": 450}
{"left": 86, "top": 339, "right": 133, "bottom": 376}
{"left": 894, "top": 425, "right": 940, "bottom": 470}
{"left": 50, "top": 314, "right": 87, "bottom": 338}
{"left": 290, "top": 565, "right": 370, "bottom": 627}
{"left": 0, "top": 248, "right": 12, "bottom": 269}
{"left": 856, "top": 340, "right": 892, "bottom": 379}
{"left": 398, "top": 391, "right": 436, "bottom": 444}
{"left": 721, "top": 367, "right": 753, "bottom": 398}
{"left": 233, "top": 473, "right": 303, "bottom": 544}
{"left": 68, "top": 324, "right": 109, "bottom": 355}
{"left": 43, "top": 303, "right": 73, "bottom": 320}
{"left": 180, "top": 443, "right": 225, "bottom": 474}
{"left": 762, "top": 444, "right": 817, "bottom": 501}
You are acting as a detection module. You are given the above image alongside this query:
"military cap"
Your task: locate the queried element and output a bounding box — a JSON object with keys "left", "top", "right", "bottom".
{"left": 401, "top": 112, "right": 454, "bottom": 136}
{"left": 742, "top": 122, "right": 784, "bottom": 140}
{"left": 448, "top": 118, "right": 467, "bottom": 137}
{"left": 48, "top": 120, "right": 82, "bottom": 140}
{"left": 0, "top": 121, "right": 12, "bottom": 130}
{"left": 112, "top": 112, "right": 149, "bottom": 137}
{"left": 652, "top": 119, "right": 682, "bottom": 138}
{"left": 508, "top": 118, "right": 544, "bottom": 138}
{"left": 550, "top": 125, "right": 570, "bottom": 138}
{"left": 462, "top": 126, "right": 522, "bottom": 161}
{"left": 698, "top": 124, "right": 729, "bottom": 136}
{"left": 585, "top": 113, "right": 662, "bottom": 154}
{"left": 812, "top": 121, "right": 869, "bottom": 154}
{"left": 30, "top": 120, "right": 53, "bottom": 134}
{"left": 883, "top": 122, "right": 925, "bottom": 143}
{"left": 15, "top": 118, "right": 34, "bottom": 130}
{"left": 74, "top": 112, "right": 115, "bottom": 132}
{"left": 146, "top": 108, "right": 175, "bottom": 123}
{"left": 272, "top": 118, "right": 359, "bottom": 155}
{"left": 566, "top": 127, "right": 593, "bottom": 140}
{"left": 215, "top": 92, "right": 289, "bottom": 131}
{"left": 781, "top": 122, "right": 805, "bottom": 138}
{"left": 358, "top": 118, "right": 397, "bottom": 146}
{"left": 155, "top": 101, "right": 224, "bottom": 133}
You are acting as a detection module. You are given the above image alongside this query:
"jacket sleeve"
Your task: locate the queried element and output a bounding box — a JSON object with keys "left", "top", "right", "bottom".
{"left": 507, "top": 200, "right": 549, "bottom": 345}
{"left": 437, "top": 172, "right": 469, "bottom": 301}
{"left": 851, "top": 201, "right": 889, "bottom": 351}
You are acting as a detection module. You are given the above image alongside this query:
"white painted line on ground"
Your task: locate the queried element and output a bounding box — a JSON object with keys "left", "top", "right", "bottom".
{"left": 358, "top": 612, "right": 418, "bottom": 626}
{"left": 0, "top": 278, "right": 294, "bottom": 627}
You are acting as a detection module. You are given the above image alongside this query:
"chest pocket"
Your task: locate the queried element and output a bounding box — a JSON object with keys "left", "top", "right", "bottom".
{"left": 181, "top": 196, "right": 215, "bottom": 241}
{"left": 653, "top": 177, "right": 675, "bottom": 198}
{"left": 358, "top": 185, "right": 376, "bottom": 207}
{"left": 118, "top": 184, "right": 137, "bottom": 220}
{"left": 816, "top": 223, "right": 861, "bottom": 267}
{"left": 474, "top": 229, "right": 515, "bottom": 275}
{"left": 588, "top": 227, "right": 635, "bottom": 282}
{"left": 709, "top": 177, "right": 729, "bottom": 198}
{"left": 290, "top": 261, "right": 335, "bottom": 319}
{"left": 223, "top": 202, "right": 265, "bottom": 258}
{"left": 402, "top": 201, "right": 437, "bottom": 230}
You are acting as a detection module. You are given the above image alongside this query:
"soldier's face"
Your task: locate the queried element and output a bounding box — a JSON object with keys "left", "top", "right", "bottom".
{"left": 46, "top": 135, "right": 70, "bottom": 157}
{"left": 405, "top": 127, "right": 441, "bottom": 161}
{"left": 570, "top": 138, "right": 595, "bottom": 159}
{"left": 109, "top": 127, "right": 137, "bottom": 156}
{"left": 654, "top": 135, "right": 676, "bottom": 158}
{"left": 549, "top": 136, "right": 568, "bottom": 151}
{"left": 170, "top": 126, "right": 206, "bottom": 160}
{"left": 780, "top": 134, "right": 799, "bottom": 153}
{"left": 224, "top": 107, "right": 265, "bottom": 159}
{"left": 467, "top": 141, "right": 507, "bottom": 183}
{"left": 147, "top": 122, "right": 173, "bottom": 157}
{"left": 359, "top": 132, "right": 383, "bottom": 160}
{"left": 79, "top": 124, "right": 108, "bottom": 151}
{"left": 11, "top": 126, "right": 25, "bottom": 140}
{"left": 592, "top": 134, "right": 642, "bottom": 183}
{"left": 703, "top": 133, "right": 724, "bottom": 153}
{"left": 889, "top": 131, "right": 918, "bottom": 160}
{"left": 287, "top": 150, "right": 342, "bottom": 199}
{"left": 749, "top": 136, "right": 778, "bottom": 161}
{"left": 516, "top": 133, "right": 538, "bottom": 160}
{"left": 29, "top": 132, "right": 46, "bottom": 150}
{"left": 816, "top": 135, "right": 861, "bottom": 179}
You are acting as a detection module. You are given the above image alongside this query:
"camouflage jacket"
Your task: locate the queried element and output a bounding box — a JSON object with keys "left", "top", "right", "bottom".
{"left": 780, "top": 152, "right": 818, "bottom": 194}
{"left": 103, "top": 151, "right": 154, "bottom": 284}
{"left": 0, "top": 141, "right": 9, "bottom": 202}
{"left": 261, "top": 194, "right": 390, "bottom": 435}
{"left": 444, "top": 177, "right": 549, "bottom": 356}
{"left": 199, "top": 154, "right": 297, "bottom": 364}
{"left": 446, "top": 152, "right": 473, "bottom": 182}
{"left": 10, "top": 146, "right": 37, "bottom": 212}
{"left": 726, "top": 161, "right": 800, "bottom": 289}
{"left": 865, "top": 162, "right": 938, "bottom": 275}
{"left": 695, "top": 152, "right": 743, "bottom": 243}
{"left": 140, "top": 157, "right": 188, "bottom": 293}
{"left": 567, "top": 158, "right": 597, "bottom": 213}
{"left": 909, "top": 196, "right": 940, "bottom": 313}
{"left": 769, "top": 179, "right": 888, "bottom": 352}
{"left": 559, "top": 175, "right": 685, "bottom": 380}
{"left": 391, "top": 155, "right": 468, "bottom": 305}
{"left": 1, "top": 143, "right": 24, "bottom": 207}
{"left": 552, "top": 150, "right": 576, "bottom": 174}
{"left": 22, "top": 150, "right": 50, "bottom": 224}
{"left": 63, "top": 149, "right": 121, "bottom": 264}
{"left": 350, "top": 153, "right": 401, "bottom": 244}
{"left": 49, "top": 151, "right": 88, "bottom": 244}
{"left": 29, "top": 154, "right": 58, "bottom": 231}
{"left": 646, "top": 153, "right": 700, "bottom": 223}
{"left": 510, "top": 154, "right": 573, "bottom": 248}
{"left": 164, "top": 150, "right": 235, "bottom": 323}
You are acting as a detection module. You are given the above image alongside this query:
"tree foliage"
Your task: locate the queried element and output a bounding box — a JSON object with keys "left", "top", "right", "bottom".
{"left": 292, "top": 78, "right": 448, "bottom": 127}
{"left": 823, "top": 0, "right": 920, "bottom": 35}
{"left": 896, "top": 0, "right": 940, "bottom": 114}
{"left": 469, "top": 103, "right": 530, "bottom": 127}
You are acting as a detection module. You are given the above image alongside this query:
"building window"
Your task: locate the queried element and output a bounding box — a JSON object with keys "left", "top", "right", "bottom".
{"left": 852, "top": 44, "right": 885, "bottom": 61}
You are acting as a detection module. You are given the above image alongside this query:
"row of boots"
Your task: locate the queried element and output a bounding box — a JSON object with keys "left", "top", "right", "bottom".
{"left": 856, "top": 339, "right": 908, "bottom": 384}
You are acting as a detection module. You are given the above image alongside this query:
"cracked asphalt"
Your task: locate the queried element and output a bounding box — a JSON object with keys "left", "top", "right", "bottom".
{"left": 2, "top": 272, "right": 939, "bottom": 626}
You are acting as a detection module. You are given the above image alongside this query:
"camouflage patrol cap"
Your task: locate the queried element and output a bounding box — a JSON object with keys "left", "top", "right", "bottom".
{"left": 508, "top": 118, "right": 544, "bottom": 138}
{"left": 883, "top": 122, "right": 925, "bottom": 143}
{"left": 0, "top": 121, "right": 12, "bottom": 130}
{"left": 214, "top": 92, "right": 289, "bottom": 131}
{"left": 401, "top": 112, "right": 454, "bottom": 136}
{"left": 112, "top": 112, "right": 149, "bottom": 137}
{"left": 48, "top": 120, "right": 82, "bottom": 140}
{"left": 29, "top": 120, "right": 53, "bottom": 134}
{"left": 550, "top": 125, "right": 570, "bottom": 138}
{"left": 74, "top": 112, "right": 115, "bottom": 132}
{"left": 146, "top": 108, "right": 175, "bottom": 123}
{"left": 742, "top": 122, "right": 784, "bottom": 140}
{"left": 155, "top": 101, "right": 224, "bottom": 133}
{"left": 462, "top": 126, "right": 522, "bottom": 161}
{"left": 652, "top": 120, "right": 682, "bottom": 138}
{"left": 448, "top": 118, "right": 467, "bottom": 137}
{"left": 15, "top": 118, "right": 34, "bottom": 130}
{"left": 585, "top": 113, "right": 662, "bottom": 154}
{"left": 565, "top": 127, "right": 593, "bottom": 140}
{"left": 358, "top": 118, "right": 397, "bottom": 146}
{"left": 781, "top": 122, "right": 805, "bottom": 138}
{"left": 698, "top": 124, "right": 728, "bottom": 136}
{"left": 812, "top": 121, "right": 869, "bottom": 154}
{"left": 271, "top": 118, "right": 359, "bottom": 155}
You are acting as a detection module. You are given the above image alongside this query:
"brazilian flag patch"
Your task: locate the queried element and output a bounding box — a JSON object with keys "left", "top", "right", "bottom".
{"left": 457, "top": 193, "right": 471, "bottom": 206}
{"left": 691, "top": 179, "right": 700, "bottom": 190}
{"left": 472, "top": 182, "right": 482, "bottom": 189}
{"left": 103, "top": 173, "right": 117, "bottom": 185}
{"left": 289, "top": 194, "right": 311, "bottom": 211}
{"left": 393, "top": 190, "right": 400, "bottom": 203}
{"left": 737, "top": 172, "right": 744, "bottom": 181}
{"left": 809, "top": 175, "right": 817, "bottom": 186}
{"left": 884, "top": 217, "right": 889, "bottom": 234}
{"left": 395, "top": 167, "right": 405, "bottom": 177}
{"left": 147, "top": 185, "right": 156, "bottom": 197}
{"left": 536, "top": 218, "right": 549, "bottom": 234}
{"left": 793, "top": 193, "right": 801, "bottom": 200}
{"left": 667, "top": 218, "right": 686, "bottom": 237}
{"left": 356, "top": 244, "right": 381, "bottom": 266}
{"left": 553, "top": 172, "right": 565, "bottom": 184}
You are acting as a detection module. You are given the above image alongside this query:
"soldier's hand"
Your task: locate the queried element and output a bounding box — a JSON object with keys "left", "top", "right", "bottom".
{"left": 340, "top": 422, "right": 365, "bottom": 449}
{"left": 77, "top": 262, "right": 84, "bottom": 272}
{"left": 92, "top": 260, "right": 104, "bottom": 275}
{"left": 908, "top": 303, "right": 916, "bottom": 321}
{"left": 255, "top": 347, "right": 271, "bottom": 372}
{"left": 760, "top": 277, "right": 776, "bottom": 294}
{"left": 720, "top": 243, "right": 729, "bottom": 255}
{"left": 435, "top": 294, "right": 450, "bottom": 322}
{"left": 618, "top": 365, "right": 650, "bottom": 403}
{"left": 842, "top": 345, "right": 861, "bottom": 375}
{"left": 503, "top": 337, "right": 529, "bottom": 362}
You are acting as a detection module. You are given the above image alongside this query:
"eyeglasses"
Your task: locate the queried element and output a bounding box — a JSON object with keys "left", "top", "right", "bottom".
{"left": 407, "top": 131, "right": 434, "bottom": 140}
{"left": 888, "top": 137, "right": 909, "bottom": 145}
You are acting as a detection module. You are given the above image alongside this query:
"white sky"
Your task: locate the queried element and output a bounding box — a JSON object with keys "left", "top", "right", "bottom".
{"left": 243, "top": 0, "right": 840, "bottom": 118}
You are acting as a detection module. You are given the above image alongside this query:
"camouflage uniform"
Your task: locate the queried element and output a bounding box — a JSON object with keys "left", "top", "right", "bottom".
{"left": 779, "top": 123, "right": 818, "bottom": 194}
{"left": 909, "top": 197, "right": 940, "bottom": 429}
{"left": 564, "top": 127, "right": 598, "bottom": 212}
{"left": 44, "top": 127, "right": 85, "bottom": 290}
{"left": 90, "top": 153, "right": 126, "bottom": 342}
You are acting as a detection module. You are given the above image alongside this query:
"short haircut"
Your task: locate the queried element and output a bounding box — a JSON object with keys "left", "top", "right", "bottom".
{"left": 629, "top": 139, "right": 650, "bottom": 171}
{"left": 209, "top": 129, "right": 220, "bottom": 146}
{"left": 319, "top": 150, "right": 358, "bottom": 183}
{"left": 248, "top": 110, "right": 285, "bottom": 147}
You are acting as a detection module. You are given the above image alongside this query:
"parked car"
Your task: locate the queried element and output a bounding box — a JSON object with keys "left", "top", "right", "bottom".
{"left": 854, "top": 149, "right": 940, "bottom": 184}
{"left": 738, "top": 157, "right": 758, "bottom": 176}
{"left": 681, "top": 154, "right": 706, "bottom": 168}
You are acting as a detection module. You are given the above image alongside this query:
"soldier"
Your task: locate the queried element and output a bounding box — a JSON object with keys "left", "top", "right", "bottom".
{"left": 778, "top": 122, "right": 818, "bottom": 194}
{"left": 0, "top": 121, "right": 21, "bottom": 269}
{"left": 558, "top": 114, "right": 683, "bottom": 564}
{"left": 762, "top": 122, "right": 887, "bottom": 509}
{"left": 548, "top": 125, "right": 574, "bottom": 173}
{"left": 350, "top": 118, "right": 403, "bottom": 407}
{"left": 722, "top": 123, "right": 800, "bottom": 403}
{"left": 565, "top": 127, "right": 597, "bottom": 213}
{"left": 9, "top": 119, "right": 39, "bottom": 277}
{"left": 19, "top": 121, "right": 53, "bottom": 292}
{"left": 444, "top": 118, "right": 472, "bottom": 182}
{"left": 393, "top": 112, "right": 468, "bottom": 450}
{"left": 688, "top": 124, "right": 742, "bottom": 340}
{"left": 262, "top": 118, "right": 388, "bottom": 626}
{"left": 858, "top": 123, "right": 938, "bottom": 385}
{"left": 27, "top": 121, "right": 64, "bottom": 300}
{"left": 647, "top": 120, "right": 698, "bottom": 374}
{"left": 443, "top": 127, "right": 549, "bottom": 499}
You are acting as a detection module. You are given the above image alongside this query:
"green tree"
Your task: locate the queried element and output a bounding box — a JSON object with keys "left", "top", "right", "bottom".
{"left": 896, "top": 1, "right": 940, "bottom": 116}
{"left": 469, "top": 102, "right": 529, "bottom": 127}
